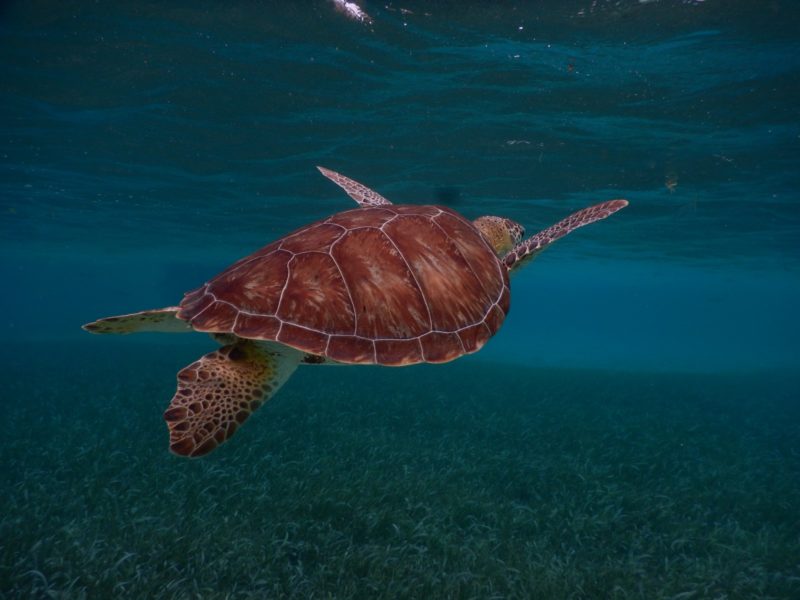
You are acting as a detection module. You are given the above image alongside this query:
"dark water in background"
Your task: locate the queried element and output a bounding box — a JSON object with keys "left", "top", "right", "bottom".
{"left": 2, "top": 0, "right": 799, "bottom": 371}
{"left": 1, "top": 1, "right": 799, "bottom": 598}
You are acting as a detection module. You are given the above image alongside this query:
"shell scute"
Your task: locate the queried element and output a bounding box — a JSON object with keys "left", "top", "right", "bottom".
{"left": 434, "top": 211, "right": 504, "bottom": 304}
{"left": 180, "top": 289, "right": 214, "bottom": 319}
{"left": 392, "top": 205, "right": 440, "bottom": 217}
{"left": 331, "top": 228, "right": 430, "bottom": 339}
{"left": 327, "top": 335, "right": 375, "bottom": 363}
{"left": 277, "top": 253, "right": 354, "bottom": 334}
{"left": 328, "top": 207, "right": 395, "bottom": 229}
{"left": 234, "top": 314, "right": 281, "bottom": 339}
{"left": 457, "top": 323, "right": 493, "bottom": 354}
{"left": 277, "top": 323, "right": 328, "bottom": 355}
{"left": 374, "top": 338, "right": 423, "bottom": 366}
{"left": 211, "top": 250, "right": 291, "bottom": 315}
{"left": 179, "top": 205, "right": 508, "bottom": 365}
{"left": 192, "top": 301, "right": 238, "bottom": 333}
{"left": 484, "top": 304, "right": 506, "bottom": 334}
{"left": 280, "top": 223, "right": 345, "bottom": 253}
{"left": 420, "top": 331, "right": 464, "bottom": 364}
{"left": 383, "top": 215, "right": 489, "bottom": 331}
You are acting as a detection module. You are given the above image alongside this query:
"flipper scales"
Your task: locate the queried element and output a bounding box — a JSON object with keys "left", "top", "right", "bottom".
{"left": 503, "top": 199, "right": 628, "bottom": 270}
{"left": 164, "top": 341, "right": 301, "bottom": 457}
{"left": 317, "top": 166, "right": 393, "bottom": 207}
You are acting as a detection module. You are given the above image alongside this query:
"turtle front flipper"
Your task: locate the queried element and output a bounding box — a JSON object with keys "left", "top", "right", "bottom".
{"left": 83, "top": 307, "right": 191, "bottom": 334}
{"left": 164, "top": 341, "right": 301, "bottom": 458}
{"left": 317, "top": 166, "right": 393, "bottom": 207}
{"left": 503, "top": 199, "right": 628, "bottom": 271}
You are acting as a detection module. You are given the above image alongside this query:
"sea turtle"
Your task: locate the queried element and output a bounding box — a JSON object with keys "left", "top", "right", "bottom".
{"left": 84, "top": 167, "right": 627, "bottom": 458}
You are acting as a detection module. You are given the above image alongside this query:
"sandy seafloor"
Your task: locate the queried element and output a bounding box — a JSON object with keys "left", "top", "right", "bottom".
{"left": 2, "top": 0, "right": 800, "bottom": 597}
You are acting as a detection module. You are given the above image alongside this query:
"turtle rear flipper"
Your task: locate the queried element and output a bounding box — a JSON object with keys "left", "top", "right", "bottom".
{"left": 82, "top": 307, "right": 191, "bottom": 334}
{"left": 164, "top": 341, "right": 301, "bottom": 458}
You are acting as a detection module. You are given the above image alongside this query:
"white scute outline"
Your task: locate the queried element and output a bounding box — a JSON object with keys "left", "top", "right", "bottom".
{"left": 184, "top": 206, "right": 509, "bottom": 363}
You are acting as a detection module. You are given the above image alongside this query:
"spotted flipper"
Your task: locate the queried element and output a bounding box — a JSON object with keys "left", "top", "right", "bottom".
{"left": 317, "top": 166, "right": 393, "bottom": 207}
{"left": 82, "top": 307, "right": 191, "bottom": 334}
{"left": 503, "top": 199, "right": 628, "bottom": 271}
{"left": 164, "top": 341, "right": 301, "bottom": 458}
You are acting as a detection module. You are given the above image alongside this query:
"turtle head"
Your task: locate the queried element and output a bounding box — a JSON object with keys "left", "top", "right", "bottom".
{"left": 472, "top": 216, "right": 525, "bottom": 256}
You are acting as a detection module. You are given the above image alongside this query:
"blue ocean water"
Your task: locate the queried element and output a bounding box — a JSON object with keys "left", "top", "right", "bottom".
{"left": 1, "top": 1, "right": 799, "bottom": 597}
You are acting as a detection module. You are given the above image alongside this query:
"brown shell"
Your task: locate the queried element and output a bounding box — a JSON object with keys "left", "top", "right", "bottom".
{"left": 179, "top": 205, "right": 510, "bottom": 366}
